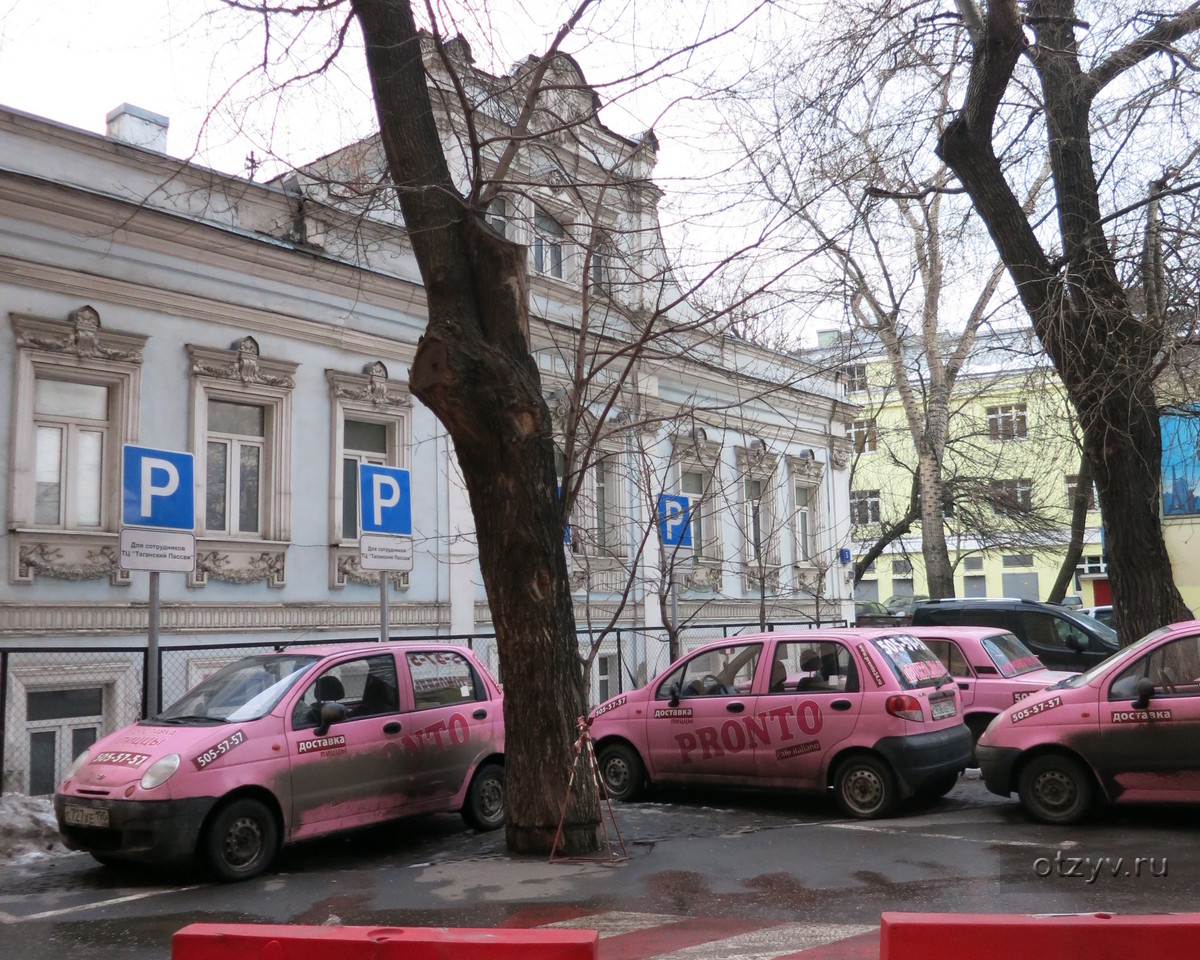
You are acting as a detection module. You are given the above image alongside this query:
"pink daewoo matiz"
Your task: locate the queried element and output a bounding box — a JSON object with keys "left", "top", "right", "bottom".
{"left": 589, "top": 629, "right": 972, "bottom": 819}
{"left": 55, "top": 642, "right": 505, "bottom": 880}
{"left": 977, "top": 620, "right": 1200, "bottom": 823}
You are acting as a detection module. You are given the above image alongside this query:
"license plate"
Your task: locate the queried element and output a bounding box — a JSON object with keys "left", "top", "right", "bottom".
{"left": 64, "top": 804, "right": 109, "bottom": 828}
{"left": 931, "top": 698, "right": 956, "bottom": 720}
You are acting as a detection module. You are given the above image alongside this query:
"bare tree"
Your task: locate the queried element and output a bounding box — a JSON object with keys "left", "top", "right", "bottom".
{"left": 936, "top": 0, "right": 1198, "bottom": 639}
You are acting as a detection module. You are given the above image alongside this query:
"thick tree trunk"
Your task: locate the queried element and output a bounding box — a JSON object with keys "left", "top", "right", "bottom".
{"left": 351, "top": 0, "right": 599, "bottom": 854}
{"left": 1047, "top": 454, "right": 1092, "bottom": 603}
{"left": 917, "top": 445, "right": 955, "bottom": 599}
{"left": 936, "top": 0, "right": 1191, "bottom": 643}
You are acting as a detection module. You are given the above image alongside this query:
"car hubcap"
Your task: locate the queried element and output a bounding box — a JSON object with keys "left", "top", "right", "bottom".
{"left": 224, "top": 816, "right": 264, "bottom": 869}
{"left": 603, "top": 758, "right": 628, "bottom": 795}
{"left": 1034, "top": 770, "right": 1075, "bottom": 811}
{"left": 479, "top": 778, "right": 503, "bottom": 822}
{"left": 845, "top": 768, "right": 883, "bottom": 812}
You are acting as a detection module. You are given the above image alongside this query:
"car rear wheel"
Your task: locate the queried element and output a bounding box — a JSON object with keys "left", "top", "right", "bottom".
{"left": 597, "top": 743, "right": 645, "bottom": 802}
{"left": 461, "top": 762, "right": 505, "bottom": 831}
{"left": 202, "top": 797, "right": 279, "bottom": 882}
{"left": 834, "top": 755, "right": 898, "bottom": 818}
{"left": 1017, "top": 753, "right": 1094, "bottom": 824}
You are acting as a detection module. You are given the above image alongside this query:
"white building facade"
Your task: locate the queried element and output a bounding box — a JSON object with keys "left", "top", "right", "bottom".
{"left": 0, "top": 59, "right": 855, "bottom": 794}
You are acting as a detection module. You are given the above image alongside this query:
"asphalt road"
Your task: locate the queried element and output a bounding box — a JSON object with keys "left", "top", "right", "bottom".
{"left": 2, "top": 776, "right": 1197, "bottom": 960}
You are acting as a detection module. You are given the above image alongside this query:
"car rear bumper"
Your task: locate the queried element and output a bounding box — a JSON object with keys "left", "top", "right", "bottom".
{"left": 55, "top": 793, "right": 216, "bottom": 864}
{"left": 873, "top": 724, "right": 973, "bottom": 795}
{"left": 975, "top": 744, "right": 1021, "bottom": 797}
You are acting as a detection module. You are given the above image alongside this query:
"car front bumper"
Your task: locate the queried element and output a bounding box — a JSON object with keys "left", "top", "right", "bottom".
{"left": 55, "top": 793, "right": 217, "bottom": 865}
{"left": 975, "top": 744, "right": 1022, "bottom": 798}
{"left": 873, "top": 723, "right": 973, "bottom": 795}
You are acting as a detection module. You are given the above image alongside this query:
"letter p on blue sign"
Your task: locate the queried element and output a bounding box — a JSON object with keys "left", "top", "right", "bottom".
{"left": 359, "top": 464, "right": 412, "bottom": 535}
{"left": 122, "top": 444, "right": 195, "bottom": 530}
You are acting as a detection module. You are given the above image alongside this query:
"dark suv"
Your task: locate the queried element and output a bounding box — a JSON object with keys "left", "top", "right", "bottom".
{"left": 909, "top": 598, "right": 1119, "bottom": 671}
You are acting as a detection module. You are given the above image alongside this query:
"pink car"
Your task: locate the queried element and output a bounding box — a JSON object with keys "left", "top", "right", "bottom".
{"left": 55, "top": 642, "right": 505, "bottom": 880}
{"left": 589, "top": 629, "right": 972, "bottom": 819}
{"left": 892, "top": 626, "right": 1076, "bottom": 756}
{"left": 977, "top": 619, "right": 1200, "bottom": 823}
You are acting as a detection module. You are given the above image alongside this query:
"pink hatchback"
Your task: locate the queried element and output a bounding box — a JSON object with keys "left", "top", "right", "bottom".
{"left": 55, "top": 642, "right": 505, "bottom": 880}
{"left": 893, "top": 626, "right": 1075, "bottom": 757}
{"left": 977, "top": 620, "right": 1200, "bottom": 823}
{"left": 589, "top": 630, "right": 972, "bottom": 819}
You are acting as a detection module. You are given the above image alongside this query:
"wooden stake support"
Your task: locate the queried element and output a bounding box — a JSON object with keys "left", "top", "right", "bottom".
{"left": 549, "top": 716, "right": 628, "bottom": 863}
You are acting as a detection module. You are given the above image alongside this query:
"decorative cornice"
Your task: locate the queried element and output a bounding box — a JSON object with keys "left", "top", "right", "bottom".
{"left": 188, "top": 336, "right": 297, "bottom": 389}
{"left": 327, "top": 361, "right": 412, "bottom": 409}
{"left": 334, "top": 550, "right": 410, "bottom": 590}
{"left": 9, "top": 532, "right": 131, "bottom": 586}
{"left": 683, "top": 560, "right": 723, "bottom": 592}
{"left": 0, "top": 600, "right": 450, "bottom": 637}
{"left": 190, "top": 541, "right": 288, "bottom": 587}
{"left": 11, "top": 306, "right": 147, "bottom": 364}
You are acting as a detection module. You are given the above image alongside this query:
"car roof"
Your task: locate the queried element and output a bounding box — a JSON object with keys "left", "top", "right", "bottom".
{"left": 271, "top": 640, "right": 478, "bottom": 659}
{"left": 897, "top": 625, "right": 1017, "bottom": 641}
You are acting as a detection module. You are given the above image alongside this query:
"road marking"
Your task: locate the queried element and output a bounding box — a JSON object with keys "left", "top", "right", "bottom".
{"left": 0, "top": 886, "right": 202, "bottom": 923}
{"left": 826, "top": 822, "right": 1044, "bottom": 847}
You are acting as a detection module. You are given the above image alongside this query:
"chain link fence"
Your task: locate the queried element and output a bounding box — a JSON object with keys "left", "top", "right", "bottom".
{"left": 1, "top": 619, "right": 844, "bottom": 796}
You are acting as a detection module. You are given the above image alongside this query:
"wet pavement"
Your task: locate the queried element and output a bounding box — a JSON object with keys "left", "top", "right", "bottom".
{"left": 3, "top": 777, "right": 1199, "bottom": 960}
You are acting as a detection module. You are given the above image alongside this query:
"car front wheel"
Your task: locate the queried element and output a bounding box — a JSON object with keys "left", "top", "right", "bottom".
{"left": 597, "top": 743, "right": 645, "bottom": 802}
{"left": 834, "top": 755, "right": 898, "bottom": 819}
{"left": 1017, "top": 753, "right": 1094, "bottom": 824}
{"left": 462, "top": 762, "right": 505, "bottom": 831}
{"left": 202, "top": 797, "right": 279, "bottom": 882}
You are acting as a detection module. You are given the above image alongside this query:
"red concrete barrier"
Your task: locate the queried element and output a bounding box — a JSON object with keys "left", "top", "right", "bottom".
{"left": 881, "top": 912, "right": 1200, "bottom": 960}
{"left": 173, "top": 923, "right": 597, "bottom": 960}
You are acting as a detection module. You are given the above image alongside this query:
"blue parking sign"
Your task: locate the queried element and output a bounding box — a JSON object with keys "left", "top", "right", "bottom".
{"left": 359, "top": 464, "right": 412, "bottom": 535}
{"left": 122, "top": 445, "right": 195, "bottom": 530}
{"left": 657, "top": 494, "right": 692, "bottom": 548}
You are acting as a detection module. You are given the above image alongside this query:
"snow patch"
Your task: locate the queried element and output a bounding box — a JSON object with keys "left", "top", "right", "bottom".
{"left": 0, "top": 792, "right": 70, "bottom": 864}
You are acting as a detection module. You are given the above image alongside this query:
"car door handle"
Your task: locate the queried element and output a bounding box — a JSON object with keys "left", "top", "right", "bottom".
{"left": 957, "top": 682, "right": 970, "bottom": 690}
{"left": 473, "top": 709, "right": 488, "bottom": 720}
{"left": 726, "top": 702, "right": 745, "bottom": 713}
{"left": 830, "top": 699, "right": 853, "bottom": 711}
{"left": 383, "top": 722, "right": 402, "bottom": 734}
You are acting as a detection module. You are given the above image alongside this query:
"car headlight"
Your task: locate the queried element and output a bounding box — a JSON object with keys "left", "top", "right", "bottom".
{"left": 140, "top": 754, "right": 181, "bottom": 790}
{"left": 63, "top": 749, "right": 91, "bottom": 781}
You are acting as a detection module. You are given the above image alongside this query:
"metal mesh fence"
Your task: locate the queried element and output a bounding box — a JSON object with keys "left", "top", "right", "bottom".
{"left": 1, "top": 619, "right": 844, "bottom": 796}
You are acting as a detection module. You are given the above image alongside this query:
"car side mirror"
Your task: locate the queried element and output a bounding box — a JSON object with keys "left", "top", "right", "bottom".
{"left": 1132, "top": 676, "right": 1156, "bottom": 710}
{"left": 668, "top": 682, "right": 681, "bottom": 708}
{"left": 314, "top": 701, "right": 348, "bottom": 737}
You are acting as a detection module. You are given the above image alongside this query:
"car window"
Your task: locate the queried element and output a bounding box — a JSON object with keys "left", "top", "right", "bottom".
{"left": 1108, "top": 634, "right": 1200, "bottom": 700}
{"left": 980, "top": 632, "right": 1043, "bottom": 677}
{"left": 769, "top": 640, "right": 859, "bottom": 694}
{"left": 159, "top": 653, "right": 320, "bottom": 724}
{"left": 871, "top": 634, "right": 952, "bottom": 689}
{"left": 657, "top": 643, "right": 762, "bottom": 698}
{"left": 1018, "top": 612, "right": 1067, "bottom": 650}
{"left": 291, "top": 654, "right": 399, "bottom": 729}
{"left": 406, "top": 650, "right": 484, "bottom": 710}
{"left": 923, "top": 640, "right": 972, "bottom": 678}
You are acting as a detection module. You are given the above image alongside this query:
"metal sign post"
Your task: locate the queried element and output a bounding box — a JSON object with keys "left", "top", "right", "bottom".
{"left": 120, "top": 445, "right": 196, "bottom": 717}
{"left": 656, "top": 494, "right": 693, "bottom": 647}
{"left": 358, "top": 464, "right": 414, "bottom": 642}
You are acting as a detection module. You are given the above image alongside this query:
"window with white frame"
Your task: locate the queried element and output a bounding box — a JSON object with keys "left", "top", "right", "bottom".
{"left": 990, "top": 478, "right": 1033, "bottom": 516}
{"left": 533, "top": 207, "right": 566, "bottom": 279}
{"left": 486, "top": 197, "right": 509, "bottom": 239}
{"left": 843, "top": 364, "right": 868, "bottom": 392}
{"left": 851, "top": 418, "right": 877, "bottom": 454}
{"left": 10, "top": 308, "right": 144, "bottom": 550}
{"left": 189, "top": 338, "right": 296, "bottom": 544}
{"left": 987, "top": 404, "right": 1028, "bottom": 441}
{"left": 327, "top": 363, "right": 411, "bottom": 546}
{"left": 1065, "top": 474, "right": 1098, "bottom": 511}
{"left": 681, "top": 468, "right": 716, "bottom": 559}
{"left": 850, "top": 489, "right": 881, "bottom": 525}
{"left": 34, "top": 379, "right": 109, "bottom": 528}
{"left": 793, "top": 481, "right": 815, "bottom": 561}
{"left": 590, "top": 453, "right": 626, "bottom": 557}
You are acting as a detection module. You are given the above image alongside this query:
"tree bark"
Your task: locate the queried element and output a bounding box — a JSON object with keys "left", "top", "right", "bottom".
{"left": 1047, "top": 454, "right": 1092, "bottom": 603}
{"left": 350, "top": 0, "right": 599, "bottom": 854}
{"left": 936, "top": 0, "right": 1192, "bottom": 642}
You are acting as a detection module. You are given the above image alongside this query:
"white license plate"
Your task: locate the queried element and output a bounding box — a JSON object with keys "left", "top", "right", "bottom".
{"left": 931, "top": 699, "right": 956, "bottom": 720}
{"left": 65, "top": 804, "right": 109, "bottom": 828}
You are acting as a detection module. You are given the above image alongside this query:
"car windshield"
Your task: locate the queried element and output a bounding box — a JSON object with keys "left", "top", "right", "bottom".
{"left": 980, "top": 632, "right": 1044, "bottom": 677}
{"left": 870, "top": 634, "right": 952, "bottom": 689}
{"left": 1057, "top": 625, "right": 1175, "bottom": 689}
{"left": 154, "top": 653, "right": 321, "bottom": 724}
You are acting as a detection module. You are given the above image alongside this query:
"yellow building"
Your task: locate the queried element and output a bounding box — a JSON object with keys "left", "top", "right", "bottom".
{"left": 814, "top": 330, "right": 1116, "bottom": 608}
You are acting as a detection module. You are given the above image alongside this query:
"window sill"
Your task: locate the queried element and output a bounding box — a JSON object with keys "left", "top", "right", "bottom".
{"left": 9, "top": 528, "right": 130, "bottom": 586}
{"left": 329, "top": 543, "right": 410, "bottom": 590}
{"left": 191, "top": 537, "right": 290, "bottom": 588}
